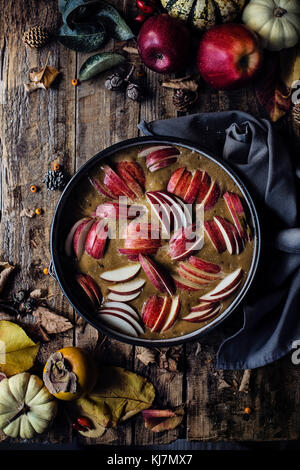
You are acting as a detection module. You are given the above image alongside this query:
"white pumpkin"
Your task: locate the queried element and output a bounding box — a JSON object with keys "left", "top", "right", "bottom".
{"left": 243, "top": 0, "right": 300, "bottom": 51}
{"left": 0, "top": 372, "right": 57, "bottom": 439}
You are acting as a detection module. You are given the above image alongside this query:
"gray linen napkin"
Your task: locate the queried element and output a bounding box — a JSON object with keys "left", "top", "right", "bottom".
{"left": 138, "top": 111, "right": 300, "bottom": 370}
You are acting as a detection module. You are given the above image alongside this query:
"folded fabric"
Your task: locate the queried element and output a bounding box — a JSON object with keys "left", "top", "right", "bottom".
{"left": 138, "top": 111, "right": 300, "bottom": 370}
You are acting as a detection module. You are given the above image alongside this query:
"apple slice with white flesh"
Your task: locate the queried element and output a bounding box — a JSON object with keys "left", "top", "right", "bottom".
{"left": 102, "top": 301, "right": 140, "bottom": 320}
{"left": 73, "top": 218, "right": 94, "bottom": 259}
{"left": 146, "top": 147, "right": 180, "bottom": 168}
{"left": 108, "top": 278, "right": 145, "bottom": 295}
{"left": 157, "top": 191, "right": 191, "bottom": 230}
{"left": 76, "top": 273, "right": 102, "bottom": 307}
{"left": 85, "top": 220, "right": 109, "bottom": 259}
{"left": 98, "top": 312, "right": 140, "bottom": 337}
{"left": 169, "top": 223, "right": 204, "bottom": 261}
{"left": 204, "top": 220, "right": 226, "bottom": 253}
{"left": 173, "top": 274, "right": 202, "bottom": 291}
{"left": 196, "top": 171, "right": 211, "bottom": 203}
{"left": 167, "top": 167, "right": 186, "bottom": 193}
{"left": 148, "top": 156, "right": 178, "bottom": 173}
{"left": 139, "top": 254, "right": 175, "bottom": 296}
{"left": 138, "top": 145, "right": 176, "bottom": 158}
{"left": 223, "top": 191, "right": 250, "bottom": 242}
{"left": 188, "top": 256, "right": 221, "bottom": 274}
{"left": 98, "top": 305, "right": 144, "bottom": 335}
{"left": 89, "top": 177, "right": 116, "bottom": 199}
{"left": 176, "top": 267, "right": 211, "bottom": 286}
{"left": 183, "top": 169, "right": 203, "bottom": 204}
{"left": 173, "top": 170, "right": 192, "bottom": 200}
{"left": 96, "top": 202, "right": 144, "bottom": 219}
{"left": 151, "top": 296, "right": 172, "bottom": 333}
{"left": 146, "top": 191, "right": 173, "bottom": 236}
{"left": 107, "top": 290, "right": 142, "bottom": 302}
{"left": 190, "top": 300, "right": 220, "bottom": 312}
{"left": 161, "top": 295, "right": 181, "bottom": 332}
{"left": 213, "top": 216, "right": 237, "bottom": 255}
{"left": 203, "top": 180, "right": 221, "bottom": 211}
{"left": 102, "top": 165, "right": 136, "bottom": 200}
{"left": 183, "top": 303, "right": 221, "bottom": 323}
{"left": 100, "top": 263, "right": 141, "bottom": 282}
{"left": 199, "top": 268, "right": 243, "bottom": 302}
{"left": 142, "top": 296, "right": 164, "bottom": 329}
{"left": 178, "top": 262, "right": 222, "bottom": 281}
{"left": 65, "top": 217, "right": 91, "bottom": 257}
{"left": 116, "top": 162, "right": 144, "bottom": 199}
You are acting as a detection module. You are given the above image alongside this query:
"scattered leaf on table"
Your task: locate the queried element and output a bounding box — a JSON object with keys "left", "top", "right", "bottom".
{"left": 142, "top": 407, "right": 184, "bottom": 433}
{"left": 32, "top": 306, "right": 73, "bottom": 335}
{"left": 58, "top": 22, "right": 106, "bottom": 53}
{"left": 136, "top": 347, "right": 156, "bottom": 366}
{"left": 0, "top": 320, "right": 39, "bottom": 377}
{"left": 0, "top": 262, "right": 14, "bottom": 295}
{"left": 76, "top": 366, "right": 155, "bottom": 428}
{"left": 79, "top": 52, "right": 126, "bottom": 81}
{"left": 68, "top": 401, "right": 106, "bottom": 439}
{"left": 255, "top": 53, "right": 291, "bottom": 122}
{"left": 280, "top": 46, "right": 300, "bottom": 89}
{"left": 162, "top": 76, "right": 200, "bottom": 92}
{"left": 25, "top": 54, "right": 60, "bottom": 93}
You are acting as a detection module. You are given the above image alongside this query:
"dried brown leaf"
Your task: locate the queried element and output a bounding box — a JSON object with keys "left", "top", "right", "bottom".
{"left": 136, "top": 347, "right": 156, "bottom": 366}
{"left": 0, "top": 262, "right": 14, "bottom": 295}
{"left": 142, "top": 407, "right": 184, "bottom": 433}
{"left": 29, "top": 288, "right": 46, "bottom": 300}
{"left": 20, "top": 208, "right": 35, "bottom": 218}
{"left": 162, "top": 76, "right": 200, "bottom": 92}
{"left": 25, "top": 54, "right": 59, "bottom": 94}
{"left": 32, "top": 306, "right": 73, "bottom": 334}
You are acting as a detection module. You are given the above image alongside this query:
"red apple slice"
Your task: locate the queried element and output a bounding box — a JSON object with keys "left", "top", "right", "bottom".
{"left": 204, "top": 220, "right": 227, "bottom": 253}
{"left": 65, "top": 217, "right": 90, "bottom": 257}
{"left": 107, "top": 290, "right": 141, "bottom": 302}
{"left": 213, "top": 216, "right": 236, "bottom": 255}
{"left": 156, "top": 191, "right": 191, "bottom": 230}
{"left": 116, "top": 161, "right": 145, "bottom": 188}
{"left": 203, "top": 180, "right": 221, "bottom": 211}
{"left": 196, "top": 171, "right": 211, "bottom": 203}
{"left": 100, "top": 263, "right": 141, "bottom": 282}
{"left": 167, "top": 167, "right": 186, "bottom": 193}
{"left": 142, "top": 296, "right": 164, "bottom": 329}
{"left": 119, "top": 247, "right": 159, "bottom": 257}
{"left": 116, "top": 164, "right": 144, "bottom": 198}
{"left": 102, "top": 165, "right": 136, "bottom": 200}
{"left": 98, "top": 312, "right": 139, "bottom": 337}
{"left": 139, "top": 254, "right": 175, "bottom": 296}
{"left": 169, "top": 224, "right": 203, "bottom": 261}
{"left": 146, "top": 147, "right": 180, "bottom": 167}
{"left": 223, "top": 192, "right": 250, "bottom": 242}
{"left": 96, "top": 202, "right": 144, "bottom": 219}
{"left": 85, "top": 220, "right": 109, "bottom": 259}
{"left": 76, "top": 273, "right": 102, "bottom": 307}
{"left": 183, "top": 304, "right": 221, "bottom": 323}
{"left": 190, "top": 300, "right": 220, "bottom": 312}
{"left": 199, "top": 268, "right": 243, "bottom": 302}
{"left": 98, "top": 308, "right": 144, "bottom": 335}
{"left": 125, "top": 222, "right": 160, "bottom": 240}
{"left": 89, "top": 177, "right": 116, "bottom": 199}
{"left": 161, "top": 295, "right": 181, "bottom": 332}
{"left": 188, "top": 256, "right": 221, "bottom": 274}
{"left": 73, "top": 218, "right": 94, "bottom": 259}
{"left": 151, "top": 296, "right": 172, "bottom": 333}
{"left": 173, "top": 170, "right": 192, "bottom": 199}
{"left": 173, "top": 274, "right": 202, "bottom": 291}
{"left": 138, "top": 145, "right": 175, "bottom": 158}
{"left": 148, "top": 156, "right": 178, "bottom": 173}
{"left": 178, "top": 262, "right": 222, "bottom": 281}
{"left": 146, "top": 192, "right": 173, "bottom": 235}
{"left": 102, "top": 301, "right": 140, "bottom": 320}
{"left": 176, "top": 267, "right": 211, "bottom": 286}
{"left": 108, "top": 278, "right": 145, "bottom": 295}
{"left": 183, "top": 169, "right": 203, "bottom": 203}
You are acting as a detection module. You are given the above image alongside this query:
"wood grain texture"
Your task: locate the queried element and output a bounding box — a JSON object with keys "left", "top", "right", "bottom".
{"left": 0, "top": 0, "right": 300, "bottom": 447}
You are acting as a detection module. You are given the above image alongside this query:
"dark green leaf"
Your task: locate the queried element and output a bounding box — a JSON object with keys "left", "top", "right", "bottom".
{"left": 62, "top": 0, "right": 101, "bottom": 28}
{"left": 58, "top": 22, "right": 106, "bottom": 52}
{"left": 79, "top": 52, "right": 126, "bottom": 81}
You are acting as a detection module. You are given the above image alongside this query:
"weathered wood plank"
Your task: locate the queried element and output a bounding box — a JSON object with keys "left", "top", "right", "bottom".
{"left": 0, "top": 0, "right": 76, "bottom": 443}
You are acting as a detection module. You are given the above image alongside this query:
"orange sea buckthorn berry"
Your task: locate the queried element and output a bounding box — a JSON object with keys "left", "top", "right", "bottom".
{"left": 244, "top": 407, "right": 251, "bottom": 415}
{"left": 30, "top": 185, "right": 38, "bottom": 193}
{"left": 53, "top": 162, "right": 60, "bottom": 171}
{"left": 43, "top": 267, "right": 49, "bottom": 275}
{"left": 35, "top": 207, "right": 43, "bottom": 215}
{"left": 72, "top": 78, "right": 78, "bottom": 86}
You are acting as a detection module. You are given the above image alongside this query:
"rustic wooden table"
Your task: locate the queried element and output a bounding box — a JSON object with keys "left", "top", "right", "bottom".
{"left": 1, "top": 0, "right": 300, "bottom": 447}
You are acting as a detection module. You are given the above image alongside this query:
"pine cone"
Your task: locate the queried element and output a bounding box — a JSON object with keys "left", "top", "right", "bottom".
{"left": 126, "top": 82, "right": 143, "bottom": 101}
{"left": 105, "top": 72, "right": 125, "bottom": 92}
{"left": 23, "top": 26, "right": 50, "bottom": 49}
{"left": 173, "top": 89, "right": 197, "bottom": 112}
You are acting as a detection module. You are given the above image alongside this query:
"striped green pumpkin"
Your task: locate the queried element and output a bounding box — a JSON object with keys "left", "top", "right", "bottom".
{"left": 160, "top": 0, "right": 246, "bottom": 31}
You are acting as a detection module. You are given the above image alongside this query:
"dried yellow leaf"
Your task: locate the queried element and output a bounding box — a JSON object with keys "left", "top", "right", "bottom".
{"left": 0, "top": 321, "right": 39, "bottom": 377}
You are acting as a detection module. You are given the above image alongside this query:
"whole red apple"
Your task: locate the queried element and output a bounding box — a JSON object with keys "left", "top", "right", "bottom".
{"left": 137, "top": 14, "right": 191, "bottom": 74}
{"left": 197, "top": 24, "right": 263, "bottom": 90}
